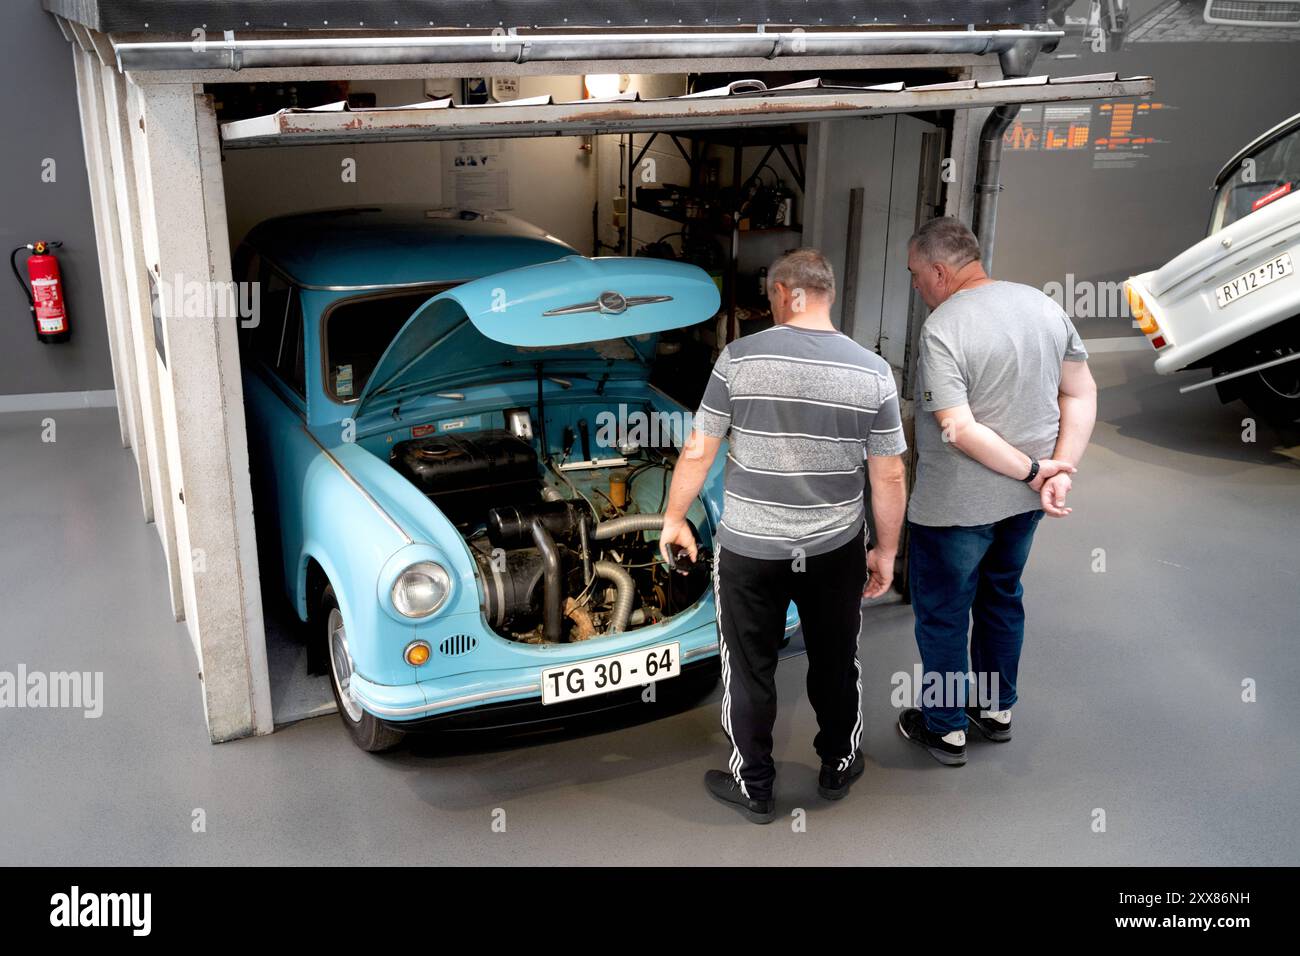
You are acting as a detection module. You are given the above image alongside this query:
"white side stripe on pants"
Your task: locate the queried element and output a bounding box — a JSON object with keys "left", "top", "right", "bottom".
{"left": 711, "top": 543, "right": 750, "bottom": 798}
{"left": 839, "top": 604, "right": 864, "bottom": 772}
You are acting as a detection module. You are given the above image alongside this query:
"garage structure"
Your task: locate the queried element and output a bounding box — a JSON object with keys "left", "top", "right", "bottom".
{"left": 43, "top": 0, "right": 1152, "bottom": 743}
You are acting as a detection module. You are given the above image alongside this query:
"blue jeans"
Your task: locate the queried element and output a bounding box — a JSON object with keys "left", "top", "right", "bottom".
{"left": 907, "top": 510, "right": 1044, "bottom": 735}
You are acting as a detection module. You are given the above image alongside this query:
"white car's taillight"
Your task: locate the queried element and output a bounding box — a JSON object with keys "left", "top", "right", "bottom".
{"left": 1125, "top": 280, "right": 1171, "bottom": 349}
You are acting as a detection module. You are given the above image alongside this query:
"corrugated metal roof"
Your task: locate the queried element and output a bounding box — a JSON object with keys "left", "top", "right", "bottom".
{"left": 220, "top": 72, "right": 1153, "bottom": 147}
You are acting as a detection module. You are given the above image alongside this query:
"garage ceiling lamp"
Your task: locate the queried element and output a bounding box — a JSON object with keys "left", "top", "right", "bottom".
{"left": 391, "top": 561, "right": 451, "bottom": 618}
{"left": 585, "top": 74, "right": 629, "bottom": 99}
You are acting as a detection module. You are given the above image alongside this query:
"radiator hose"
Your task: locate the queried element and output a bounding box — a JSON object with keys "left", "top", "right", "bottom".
{"left": 590, "top": 513, "right": 664, "bottom": 539}
{"left": 591, "top": 561, "right": 636, "bottom": 634}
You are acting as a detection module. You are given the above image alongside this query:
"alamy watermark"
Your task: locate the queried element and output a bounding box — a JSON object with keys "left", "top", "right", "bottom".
{"left": 594, "top": 404, "right": 694, "bottom": 451}
{"left": 50, "top": 886, "right": 150, "bottom": 936}
{"left": 154, "top": 274, "right": 260, "bottom": 328}
{"left": 1042, "top": 274, "right": 1134, "bottom": 322}
{"left": 891, "top": 664, "right": 1004, "bottom": 712}
{"left": 0, "top": 665, "right": 103, "bottom": 718}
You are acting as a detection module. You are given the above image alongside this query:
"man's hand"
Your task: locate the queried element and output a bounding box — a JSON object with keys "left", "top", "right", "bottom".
{"left": 1040, "top": 472, "right": 1073, "bottom": 517}
{"left": 864, "top": 548, "right": 896, "bottom": 599}
{"left": 1028, "top": 458, "right": 1076, "bottom": 493}
{"left": 657, "top": 429, "right": 721, "bottom": 569}
{"left": 658, "top": 515, "right": 699, "bottom": 568}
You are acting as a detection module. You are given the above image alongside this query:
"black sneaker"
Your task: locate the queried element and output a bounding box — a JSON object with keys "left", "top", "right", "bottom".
{"left": 817, "top": 749, "right": 865, "bottom": 801}
{"left": 965, "top": 705, "right": 1012, "bottom": 742}
{"left": 704, "top": 769, "right": 776, "bottom": 824}
{"left": 897, "top": 708, "right": 967, "bottom": 766}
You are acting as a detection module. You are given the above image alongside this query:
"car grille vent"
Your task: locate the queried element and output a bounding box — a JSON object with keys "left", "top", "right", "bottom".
{"left": 439, "top": 634, "right": 478, "bottom": 656}
{"left": 1208, "top": 0, "right": 1300, "bottom": 22}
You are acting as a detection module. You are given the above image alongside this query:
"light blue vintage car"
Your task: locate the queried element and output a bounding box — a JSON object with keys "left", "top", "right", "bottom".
{"left": 235, "top": 206, "right": 795, "bottom": 750}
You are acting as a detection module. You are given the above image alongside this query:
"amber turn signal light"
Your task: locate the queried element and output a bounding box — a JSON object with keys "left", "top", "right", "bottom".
{"left": 404, "top": 641, "right": 431, "bottom": 666}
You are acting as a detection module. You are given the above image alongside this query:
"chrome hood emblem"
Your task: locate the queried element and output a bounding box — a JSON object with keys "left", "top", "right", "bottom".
{"left": 542, "top": 291, "right": 673, "bottom": 317}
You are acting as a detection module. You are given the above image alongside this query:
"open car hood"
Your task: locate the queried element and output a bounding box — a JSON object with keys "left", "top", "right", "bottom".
{"left": 354, "top": 255, "right": 721, "bottom": 417}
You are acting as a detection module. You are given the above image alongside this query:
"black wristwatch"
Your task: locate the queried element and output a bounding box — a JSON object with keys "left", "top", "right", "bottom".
{"left": 1022, "top": 459, "right": 1040, "bottom": 484}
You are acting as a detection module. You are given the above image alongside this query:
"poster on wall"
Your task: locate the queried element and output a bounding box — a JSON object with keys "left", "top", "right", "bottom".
{"left": 443, "top": 140, "right": 511, "bottom": 210}
{"left": 1004, "top": 99, "right": 1175, "bottom": 168}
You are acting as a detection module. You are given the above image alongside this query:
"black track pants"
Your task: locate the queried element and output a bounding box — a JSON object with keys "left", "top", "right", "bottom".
{"left": 711, "top": 525, "right": 867, "bottom": 801}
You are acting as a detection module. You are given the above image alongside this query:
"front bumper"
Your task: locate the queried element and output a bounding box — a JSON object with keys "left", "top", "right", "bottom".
{"left": 348, "top": 617, "right": 724, "bottom": 723}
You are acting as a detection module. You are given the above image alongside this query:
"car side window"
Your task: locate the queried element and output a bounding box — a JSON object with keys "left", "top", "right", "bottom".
{"left": 1210, "top": 125, "right": 1300, "bottom": 232}
{"left": 251, "top": 265, "right": 290, "bottom": 375}
{"left": 277, "top": 291, "right": 306, "bottom": 398}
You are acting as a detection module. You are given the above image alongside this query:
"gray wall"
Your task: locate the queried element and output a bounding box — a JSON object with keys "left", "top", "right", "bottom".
{"left": 0, "top": 2, "right": 111, "bottom": 397}
{"left": 995, "top": 37, "right": 1300, "bottom": 337}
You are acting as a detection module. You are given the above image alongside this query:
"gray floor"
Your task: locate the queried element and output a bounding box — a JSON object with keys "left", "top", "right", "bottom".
{"left": 1, "top": 348, "right": 1297, "bottom": 866}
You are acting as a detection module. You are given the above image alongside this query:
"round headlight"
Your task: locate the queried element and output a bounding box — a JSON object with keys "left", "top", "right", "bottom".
{"left": 391, "top": 562, "right": 451, "bottom": 618}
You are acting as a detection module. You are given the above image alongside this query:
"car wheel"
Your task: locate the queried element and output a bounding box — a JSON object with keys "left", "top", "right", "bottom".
{"left": 321, "top": 584, "right": 404, "bottom": 753}
{"left": 1236, "top": 359, "right": 1300, "bottom": 428}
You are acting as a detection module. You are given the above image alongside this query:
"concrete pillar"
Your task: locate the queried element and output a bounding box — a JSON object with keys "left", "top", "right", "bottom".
{"left": 943, "top": 64, "right": 1003, "bottom": 226}
{"left": 101, "top": 62, "right": 184, "bottom": 617}
{"left": 127, "top": 80, "right": 273, "bottom": 741}
{"left": 69, "top": 44, "right": 132, "bottom": 450}
{"left": 74, "top": 43, "right": 154, "bottom": 524}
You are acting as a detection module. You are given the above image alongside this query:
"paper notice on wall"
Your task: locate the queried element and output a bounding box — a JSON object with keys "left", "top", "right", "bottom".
{"left": 443, "top": 139, "right": 511, "bottom": 210}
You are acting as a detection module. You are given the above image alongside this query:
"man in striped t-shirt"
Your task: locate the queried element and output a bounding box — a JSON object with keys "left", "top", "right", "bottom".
{"left": 659, "top": 248, "right": 908, "bottom": 823}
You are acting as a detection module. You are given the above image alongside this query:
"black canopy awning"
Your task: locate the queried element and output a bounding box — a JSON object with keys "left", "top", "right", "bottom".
{"left": 44, "top": 1, "right": 1055, "bottom": 34}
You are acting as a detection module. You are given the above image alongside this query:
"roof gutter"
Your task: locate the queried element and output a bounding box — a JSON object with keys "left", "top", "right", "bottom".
{"left": 113, "top": 28, "right": 1062, "bottom": 72}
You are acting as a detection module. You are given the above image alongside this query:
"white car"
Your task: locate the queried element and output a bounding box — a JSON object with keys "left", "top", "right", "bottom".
{"left": 1125, "top": 111, "right": 1300, "bottom": 424}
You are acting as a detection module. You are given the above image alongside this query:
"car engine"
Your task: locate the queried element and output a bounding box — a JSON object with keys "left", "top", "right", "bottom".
{"left": 390, "top": 428, "right": 711, "bottom": 644}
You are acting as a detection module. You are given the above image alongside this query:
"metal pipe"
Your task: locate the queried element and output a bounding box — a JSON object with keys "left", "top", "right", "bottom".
{"left": 971, "top": 38, "right": 1041, "bottom": 272}
{"left": 114, "top": 29, "right": 1062, "bottom": 73}
{"left": 592, "top": 560, "right": 637, "bottom": 634}
{"left": 1178, "top": 350, "right": 1300, "bottom": 394}
{"left": 972, "top": 103, "right": 1019, "bottom": 273}
{"left": 590, "top": 513, "right": 664, "bottom": 540}
{"left": 578, "top": 514, "right": 593, "bottom": 585}
{"left": 530, "top": 519, "right": 564, "bottom": 644}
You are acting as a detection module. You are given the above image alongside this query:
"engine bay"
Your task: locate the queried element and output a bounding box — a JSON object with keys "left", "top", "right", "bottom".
{"left": 388, "top": 418, "right": 712, "bottom": 645}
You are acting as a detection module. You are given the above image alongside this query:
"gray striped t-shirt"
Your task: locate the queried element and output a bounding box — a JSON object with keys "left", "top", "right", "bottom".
{"left": 692, "top": 324, "right": 908, "bottom": 560}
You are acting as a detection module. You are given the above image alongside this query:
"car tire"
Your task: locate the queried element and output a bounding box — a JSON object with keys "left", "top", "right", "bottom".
{"left": 320, "top": 584, "right": 404, "bottom": 753}
{"left": 1235, "top": 361, "right": 1300, "bottom": 428}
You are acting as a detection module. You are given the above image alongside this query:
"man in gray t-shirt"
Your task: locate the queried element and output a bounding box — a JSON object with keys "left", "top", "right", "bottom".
{"left": 658, "top": 248, "right": 908, "bottom": 823}
{"left": 896, "top": 217, "right": 1097, "bottom": 768}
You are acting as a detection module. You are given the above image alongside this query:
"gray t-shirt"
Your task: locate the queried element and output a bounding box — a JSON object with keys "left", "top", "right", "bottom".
{"left": 908, "top": 280, "right": 1088, "bottom": 528}
{"left": 693, "top": 324, "right": 908, "bottom": 560}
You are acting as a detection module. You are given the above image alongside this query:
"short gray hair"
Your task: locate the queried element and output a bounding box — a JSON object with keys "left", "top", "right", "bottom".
{"left": 767, "top": 248, "right": 836, "bottom": 304}
{"left": 909, "top": 217, "right": 981, "bottom": 269}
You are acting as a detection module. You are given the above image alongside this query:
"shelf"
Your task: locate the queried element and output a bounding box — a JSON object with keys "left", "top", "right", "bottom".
{"left": 624, "top": 126, "right": 808, "bottom": 345}
{"left": 631, "top": 199, "right": 801, "bottom": 238}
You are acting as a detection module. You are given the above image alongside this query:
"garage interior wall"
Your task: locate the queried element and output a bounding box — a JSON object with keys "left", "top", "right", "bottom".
{"left": 221, "top": 75, "right": 597, "bottom": 250}
{"left": 804, "top": 114, "right": 932, "bottom": 370}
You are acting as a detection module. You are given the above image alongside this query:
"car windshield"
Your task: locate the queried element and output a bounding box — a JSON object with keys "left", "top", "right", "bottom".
{"left": 323, "top": 288, "right": 457, "bottom": 401}
{"left": 1209, "top": 124, "right": 1300, "bottom": 234}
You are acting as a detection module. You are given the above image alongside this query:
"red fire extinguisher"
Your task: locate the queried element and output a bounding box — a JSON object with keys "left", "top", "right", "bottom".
{"left": 11, "top": 240, "right": 71, "bottom": 344}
